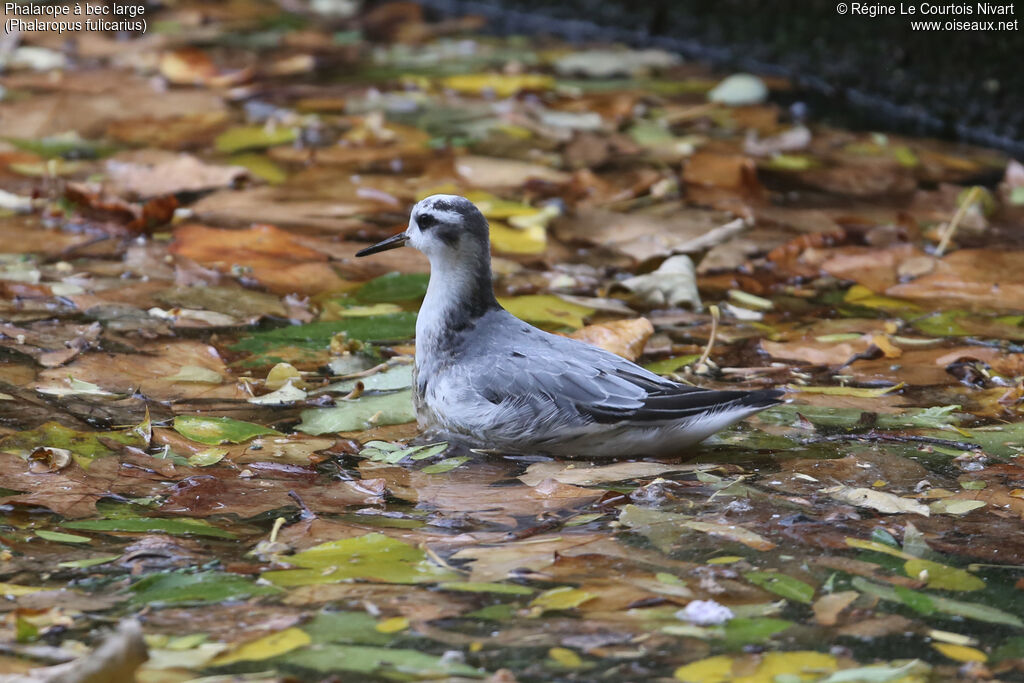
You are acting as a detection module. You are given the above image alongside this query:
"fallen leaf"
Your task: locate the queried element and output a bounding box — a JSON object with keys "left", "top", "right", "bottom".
{"left": 169, "top": 223, "right": 346, "bottom": 295}
{"left": 812, "top": 591, "right": 859, "bottom": 626}
{"left": 823, "top": 486, "right": 930, "bottom": 516}
{"left": 105, "top": 152, "right": 246, "bottom": 199}
{"left": 567, "top": 317, "right": 653, "bottom": 361}
{"left": 553, "top": 208, "right": 746, "bottom": 262}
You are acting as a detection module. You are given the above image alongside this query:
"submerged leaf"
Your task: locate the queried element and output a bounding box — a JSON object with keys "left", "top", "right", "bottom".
{"left": 173, "top": 416, "right": 281, "bottom": 445}
{"left": 277, "top": 643, "right": 481, "bottom": 677}
{"left": 530, "top": 586, "right": 595, "bottom": 613}
{"left": 130, "top": 571, "right": 281, "bottom": 605}
{"left": 744, "top": 572, "right": 815, "bottom": 604}
{"left": 65, "top": 517, "right": 236, "bottom": 539}
{"left": 211, "top": 628, "right": 311, "bottom": 665}
{"left": 215, "top": 125, "right": 298, "bottom": 153}
{"left": 823, "top": 486, "right": 930, "bottom": 516}
{"left": 0, "top": 420, "right": 150, "bottom": 466}
{"left": 852, "top": 577, "right": 1023, "bottom": 627}
{"left": 904, "top": 559, "right": 985, "bottom": 591}
{"left": 262, "top": 533, "right": 459, "bottom": 585}
{"left": 298, "top": 390, "right": 416, "bottom": 434}
{"left": 231, "top": 315, "right": 417, "bottom": 354}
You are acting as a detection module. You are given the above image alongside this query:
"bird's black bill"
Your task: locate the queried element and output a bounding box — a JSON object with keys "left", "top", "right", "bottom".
{"left": 355, "top": 231, "right": 409, "bottom": 257}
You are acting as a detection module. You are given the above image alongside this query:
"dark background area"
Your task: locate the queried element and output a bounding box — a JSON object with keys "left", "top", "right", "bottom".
{"left": 415, "top": 0, "right": 1024, "bottom": 157}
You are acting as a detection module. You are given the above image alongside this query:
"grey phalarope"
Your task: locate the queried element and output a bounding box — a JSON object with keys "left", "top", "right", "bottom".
{"left": 356, "top": 194, "right": 782, "bottom": 457}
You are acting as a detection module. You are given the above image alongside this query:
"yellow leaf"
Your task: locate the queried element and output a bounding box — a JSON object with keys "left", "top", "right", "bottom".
{"left": 674, "top": 654, "right": 733, "bottom": 682}
{"left": 490, "top": 221, "right": 547, "bottom": 254}
{"left": 266, "top": 363, "right": 304, "bottom": 391}
{"left": 0, "top": 583, "right": 43, "bottom": 597}
{"left": 529, "top": 586, "right": 595, "bottom": 613}
{"left": 462, "top": 191, "right": 538, "bottom": 219}
{"left": 441, "top": 73, "right": 555, "bottom": 97}
{"left": 548, "top": 647, "right": 583, "bottom": 668}
{"left": 376, "top": 616, "right": 409, "bottom": 633}
{"left": 210, "top": 627, "right": 311, "bottom": 666}
{"left": 746, "top": 652, "right": 838, "bottom": 681}
{"left": 707, "top": 556, "right": 744, "bottom": 565}
{"left": 844, "top": 285, "right": 920, "bottom": 312}
{"left": 497, "top": 295, "right": 594, "bottom": 329}
{"left": 675, "top": 651, "right": 838, "bottom": 683}
{"left": 933, "top": 642, "right": 987, "bottom": 663}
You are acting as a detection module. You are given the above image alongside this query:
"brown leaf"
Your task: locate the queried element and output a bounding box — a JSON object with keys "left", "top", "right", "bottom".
{"left": 105, "top": 152, "right": 247, "bottom": 199}
{"left": 0, "top": 452, "right": 166, "bottom": 518}
{"left": 169, "top": 223, "right": 347, "bottom": 295}
{"left": 35, "top": 341, "right": 245, "bottom": 401}
{"left": 158, "top": 471, "right": 385, "bottom": 518}
{"left": 567, "top": 318, "right": 653, "bottom": 361}
{"left": 553, "top": 206, "right": 746, "bottom": 262}
{"left": 812, "top": 590, "right": 859, "bottom": 626}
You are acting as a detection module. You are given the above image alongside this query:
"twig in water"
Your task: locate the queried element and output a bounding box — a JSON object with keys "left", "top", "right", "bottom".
{"left": 694, "top": 304, "right": 720, "bottom": 372}
{"left": 935, "top": 186, "right": 981, "bottom": 256}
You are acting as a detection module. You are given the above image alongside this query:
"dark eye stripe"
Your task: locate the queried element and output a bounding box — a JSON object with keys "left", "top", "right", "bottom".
{"left": 417, "top": 213, "right": 437, "bottom": 229}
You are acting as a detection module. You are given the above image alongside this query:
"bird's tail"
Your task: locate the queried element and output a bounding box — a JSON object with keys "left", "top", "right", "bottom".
{"left": 737, "top": 388, "right": 786, "bottom": 409}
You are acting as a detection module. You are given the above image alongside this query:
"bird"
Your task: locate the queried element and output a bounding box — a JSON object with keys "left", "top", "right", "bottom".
{"left": 356, "top": 194, "right": 783, "bottom": 457}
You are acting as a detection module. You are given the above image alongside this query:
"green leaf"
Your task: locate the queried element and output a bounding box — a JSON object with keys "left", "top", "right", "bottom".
{"left": 744, "top": 572, "right": 814, "bottom": 604}
{"left": 853, "top": 577, "right": 1023, "bottom": 626}
{"left": 303, "top": 611, "right": 391, "bottom": 645}
{"left": 186, "top": 447, "right": 228, "bottom": 467}
{"left": 438, "top": 582, "right": 534, "bottom": 595}
{"left": 421, "top": 456, "right": 470, "bottom": 474}
{"left": 262, "top": 533, "right": 459, "bottom": 586}
{"left": 130, "top": 570, "right": 281, "bottom": 605}
{"left": 893, "top": 585, "right": 936, "bottom": 615}
{"left": 818, "top": 661, "right": 927, "bottom": 683}
{"left": 35, "top": 530, "right": 91, "bottom": 544}
{"left": 64, "top": 517, "right": 235, "bottom": 539}
{"left": 903, "top": 559, "right": 986, "bottom": 592}
{"left": 15, "top": 616, "right": 38, "bottom": 643}
{"left": 643, "top": 355, "right": 700, "bottom": 375}
{"left": 355, "top": 272, "right": 430, "bottom": 303}
{"left": 298, "top": 391, "right": 416, "bottom": 435}
{"left": 230, "top": 315, "right": 417, "bottom": 354}
{"left": 321, "top": 364, "right": 414, "bottom": 395}
{"left": 0, "top": 420, "right": 150, "bottom": 466}
{"left": 173, "top": 416, "right": 281, "bottom": 445}
{"left": 215, "top": 125, "right": 298, "bottom": 153}
{"left": 57, "top": 554, "right": 120, "bottom": 569}
{"left": 758, "top": 404, "right": 962, "bottom": 430}
{"left": 5, "top": 133, "right": 117, "bottom": 159}
{"left": 910, "top": 311, "right": 1024, "bottom": 340}
{"left": 993, "top": 636, "right": 1024, "bottom": 662}
{"left": 277, "top": 644, "right": 482, "bottom": 677}
{"left": 466, "top": 604, "right": 516, "bottom": 620}
{"left": 722, "top": 617, "right": 792, "bottom": 646}
{"left": 359, "top": 440, "right": 447, "bottom": 464}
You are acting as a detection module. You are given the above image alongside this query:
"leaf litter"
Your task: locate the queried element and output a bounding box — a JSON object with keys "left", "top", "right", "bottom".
{"left": 0, "top": 3, "right": 1022, "bottom": 682}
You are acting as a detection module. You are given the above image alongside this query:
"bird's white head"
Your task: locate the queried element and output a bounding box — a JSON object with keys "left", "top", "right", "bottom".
{"left": 355, "top": 194, "right": 490, "bottom": 263}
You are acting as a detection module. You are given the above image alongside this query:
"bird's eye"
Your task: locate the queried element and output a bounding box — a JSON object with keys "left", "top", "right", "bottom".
{"left": 417, "top": 214, "right": 438, "bottom": 230}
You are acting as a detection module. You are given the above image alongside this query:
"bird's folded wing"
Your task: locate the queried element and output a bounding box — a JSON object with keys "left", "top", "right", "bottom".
{"left": 467, "top": 340, "right": 775, "bottom": 425}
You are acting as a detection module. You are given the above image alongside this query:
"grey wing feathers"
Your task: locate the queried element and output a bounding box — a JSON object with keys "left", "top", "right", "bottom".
{"left": 470, "top": 330, "right": 782, "bottom": 426}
